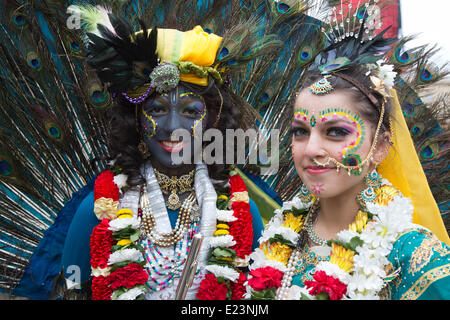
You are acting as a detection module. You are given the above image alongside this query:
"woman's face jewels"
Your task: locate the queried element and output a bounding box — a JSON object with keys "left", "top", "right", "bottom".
{"left": 291, "top": 89, "right": 373, "bottom": 199}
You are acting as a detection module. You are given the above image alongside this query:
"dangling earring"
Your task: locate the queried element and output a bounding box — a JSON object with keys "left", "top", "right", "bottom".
{"left": 299, "top": 184, "right": 315, "bottom": 203}
{"left": 138, "top": 140, "right": 150, "bottom": 159}
{"left": 359, "top": 168, "right": 382, "bottom": 203}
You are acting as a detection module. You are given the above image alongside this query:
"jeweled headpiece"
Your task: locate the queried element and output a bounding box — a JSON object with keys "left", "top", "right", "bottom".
{"left": 307, "top": 0, "right": 397, "bottom": 175}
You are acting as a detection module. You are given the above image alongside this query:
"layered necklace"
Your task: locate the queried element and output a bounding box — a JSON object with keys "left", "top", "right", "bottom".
{"left": 139, "top": 172, "right": 200, "bottom": 292}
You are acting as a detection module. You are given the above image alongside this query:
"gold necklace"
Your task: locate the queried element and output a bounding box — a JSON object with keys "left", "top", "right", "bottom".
{"left": 154, "top": 168, "right": 195, "bottom": 210}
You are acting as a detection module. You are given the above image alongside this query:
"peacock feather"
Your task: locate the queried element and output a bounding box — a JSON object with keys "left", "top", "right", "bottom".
{"left": 0, "top": 0, "right": 447, "bottom": 299}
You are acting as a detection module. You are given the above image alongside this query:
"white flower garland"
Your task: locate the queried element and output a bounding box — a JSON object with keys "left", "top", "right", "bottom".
{"left": 247, "top": 180, "right": 415, "bottom": 300}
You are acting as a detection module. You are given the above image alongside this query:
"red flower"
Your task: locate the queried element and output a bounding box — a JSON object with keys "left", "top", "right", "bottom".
{"left": 94, "top": 170, "right": 119, "bottom": 201}
{"left": 230, "top": 271, "right": 247, "bottom": 300}
{"left": 108, "top": 263, "right": 149, "bottom": 290}
{"left": 229, "top": 202, "right": 253, "bottom": 258}
{"left": 304, "top": 270, "right": 347, "bottom": 300}
{"left": 90, "top": 218, "right": 114, "bottom": 269}
{"left": 196, "top": 273, "right": 228, "bottom": 300}
{"left": 228, "top": 174, "right": 253, "bottom": 259}
{"left": 248, "top": 267, "right": 283, "bottom": 291}
{"left": 92, "top": 275, "right": 112, "bottom": 300}
{"left": 229, "top": 173, "right": 247, "bottom": 193}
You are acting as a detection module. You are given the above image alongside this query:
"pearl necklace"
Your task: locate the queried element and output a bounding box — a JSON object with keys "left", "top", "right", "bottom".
{"left": 138, "top": 184, "right": 201, "bottom": 291}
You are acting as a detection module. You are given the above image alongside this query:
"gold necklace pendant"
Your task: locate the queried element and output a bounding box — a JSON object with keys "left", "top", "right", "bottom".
{"left": 168, "top": 189, "right": 181, "bottom": 210}
{"left": 154, "top": 168, "right": 195, "bottom": 210}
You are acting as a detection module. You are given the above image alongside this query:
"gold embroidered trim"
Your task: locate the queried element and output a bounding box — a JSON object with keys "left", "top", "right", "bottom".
{"left": 401, "top": 263, "right": 450, "bottom": 300}
{"left": 409, "top": 237, "right": 449, "bottom": 275}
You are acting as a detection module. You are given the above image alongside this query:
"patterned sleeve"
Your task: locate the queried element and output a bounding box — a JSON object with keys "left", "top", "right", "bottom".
{"left": 384, "top": 227, "right": 450, "bottom": 300}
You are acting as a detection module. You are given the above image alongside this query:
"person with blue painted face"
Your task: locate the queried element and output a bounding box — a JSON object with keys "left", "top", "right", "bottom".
{"left": 59, "top": 6, "right": 281, "bottom": 300}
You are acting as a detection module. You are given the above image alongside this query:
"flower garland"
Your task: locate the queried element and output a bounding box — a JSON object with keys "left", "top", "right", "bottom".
{"left": 90, "top": 169, "right": 253, "bottom": 300}
{"left": 91, "top": 170, "right": 148, "bottom": 300}
{"left": 196, "top": 170, "right": 253, "bottom": 300}
{"left": 245, "top": 179, "right": 414, "bottom": 300}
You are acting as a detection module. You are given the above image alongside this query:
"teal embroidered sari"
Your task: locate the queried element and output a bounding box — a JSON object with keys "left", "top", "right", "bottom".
{"left": 291, "top": 226, "right": 450, "bottom": 300}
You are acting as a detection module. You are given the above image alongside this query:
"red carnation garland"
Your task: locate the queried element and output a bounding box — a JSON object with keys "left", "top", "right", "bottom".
{"left": 230, "top": 271, "right": 247, "bottom": 300}
{"left": 108, "top": 263, "right": 149, "bottom": 290}
{"left": 90, "top": 218, "right": 114, "bottom": 300}
{"left": 304, "top": 270, "right": 347, "bottom": 300}
{"left": 248, "top": 266, "right": 284, "bottom": 291}
{"left": 90, "top": 170, "right": 147, "bottom": 300}
{"left": 196, "top": 273, "right": 228, "bottom": 300}
{"left": 197, "top": 172, "right": 253, "bottom": 300}
{"left": 94, "top": 170, "right": 119, "bottom": 201}
{"left": 228, "top": 173, "right": 253, "bottom": 259}
{"left": 92, "top": 169, "right": 253, "bottom": 300}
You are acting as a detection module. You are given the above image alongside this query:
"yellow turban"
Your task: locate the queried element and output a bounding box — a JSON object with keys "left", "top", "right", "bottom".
{"left": 156, "top": 26, "right": 223, "bottom": 86}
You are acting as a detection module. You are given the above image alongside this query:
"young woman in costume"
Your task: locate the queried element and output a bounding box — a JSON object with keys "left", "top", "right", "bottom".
{"left": 245, "top": 7, "right": 450, "bottom": 300}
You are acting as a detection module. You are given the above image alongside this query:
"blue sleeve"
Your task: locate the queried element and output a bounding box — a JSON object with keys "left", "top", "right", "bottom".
{"left": 249, "top": 198, "right": 264, "bottom": 251}
{"left": 61, "top": 191, "right": 99, "bottom": 285}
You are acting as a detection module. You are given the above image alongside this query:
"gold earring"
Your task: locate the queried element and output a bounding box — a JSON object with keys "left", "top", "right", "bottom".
{"left": 138, "top": 140, "right": 150, "bottom": 159}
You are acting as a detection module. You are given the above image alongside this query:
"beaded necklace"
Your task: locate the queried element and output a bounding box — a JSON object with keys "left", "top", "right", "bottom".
{"left": 139, "top": 184, "right": 201, "bottom": 291}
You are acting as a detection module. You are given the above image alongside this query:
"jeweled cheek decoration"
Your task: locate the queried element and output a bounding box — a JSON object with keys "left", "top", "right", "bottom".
{"left": 317, "top": 108, "right": 367, "bottom": 175}
{"left": 312, "top": 183, "right": 324, "bottom": 194}
{"left": 313, "top": 99, "right": 386, "bottom": 176}
{"left": 142, "top": 109, "right": 157, "bottom": 138}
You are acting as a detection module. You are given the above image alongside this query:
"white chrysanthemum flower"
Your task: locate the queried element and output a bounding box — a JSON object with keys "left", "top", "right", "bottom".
{"left": 113, "top": 173, "right": 128, "bottom": 189}
{"left": 204, "top": 264, "right": 240, "bottom": 281}
{"left": 108, "top": 248, "right": 142, "bottom": 265}
{"left": 259, "top": 225, "right": 299, "bottom": 245}
{"left": 248, "top": 248, "right": 288, "bottom": 272}
{"left": 108, "top": 216, "right": 140, "bottom": 231}
{"left": 352, "top": 251, "right": 386, "bottom": 278}
{"left": 209, "top": 234, "right": 236, "bottom": 248}
{"left": 336, "top": 229, "right": 360, "bottom": 243}
{"left": 376, "top": 61, "right": 397, "bottom": 89}
{"left": 216, "top": 210, "right": 237, "bottom": 222}
{"left": 285, "top": 285, "right": 312, "bottom": 300}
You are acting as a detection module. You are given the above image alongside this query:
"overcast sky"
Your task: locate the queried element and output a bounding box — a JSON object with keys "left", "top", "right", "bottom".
{"left": 400, "top": 0, "right": 450, "bottom": 65}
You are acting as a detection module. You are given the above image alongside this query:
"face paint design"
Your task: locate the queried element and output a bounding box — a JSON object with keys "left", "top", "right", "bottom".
{"left": 294, "top": 107, "right": 309, "bottom": 123}
{"left": 318, "top": 108, "right": 366, "bottom": 175}
{"left": 142, "top": 109, "right": 157, "bottom": 138}
{"left": 311, "top": 183, "right": 324, "bottom": 194}
{"left": 140, "top": 85, "right": 207, "bottom": 169}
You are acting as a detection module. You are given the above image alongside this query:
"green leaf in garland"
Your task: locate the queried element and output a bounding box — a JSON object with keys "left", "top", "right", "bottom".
{"left": 327, "top": 236, "right": 363, "bottom": 252}
{"left": 250, "top": 288, "right": 276, "bottom": 300}
{"left": 268, "top": 234, "right": 296, "bottom": 248}
{"left": 348, "top": 236, "right": 364, "bottom": 251}
{"left": 129, "top": 229, "right": 140, "bottom": 242}
{"left": 300, "top": 292, "right": 312, "bottom": 300}
{"left": 212, "top": 247, "right": 236, "bottom": 259}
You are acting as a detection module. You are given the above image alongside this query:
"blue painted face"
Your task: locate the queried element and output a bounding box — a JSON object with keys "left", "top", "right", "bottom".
{"left": 140, "top": 84, "right": 207, "bottom": 172}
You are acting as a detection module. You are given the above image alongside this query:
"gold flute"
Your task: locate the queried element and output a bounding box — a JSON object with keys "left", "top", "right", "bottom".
{"left": 174, "top": 233, "right": 203, "bottom": 300}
